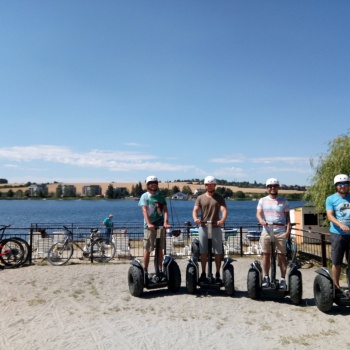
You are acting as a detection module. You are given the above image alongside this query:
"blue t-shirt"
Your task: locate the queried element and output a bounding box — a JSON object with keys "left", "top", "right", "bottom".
{"left": 138, "top": 191, "right": 167, "bottom": 228}
{"left": 326, "top": 193, "right": 350, "bottom": 235}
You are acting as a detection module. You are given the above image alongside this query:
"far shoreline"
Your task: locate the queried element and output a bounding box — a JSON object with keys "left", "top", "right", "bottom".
{"left": 1, "top": 181, "right": 305, "bottom": 196}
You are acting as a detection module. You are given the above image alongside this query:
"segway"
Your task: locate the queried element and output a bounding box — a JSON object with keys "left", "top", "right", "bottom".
{"left": 128, "top": 226, "right": 181, "bottom": 297}
{"left": 247, "top": 223, "right": 302, "bottom": 305}
{"left": 313, "top": 252, "right": 350, "bottom": 313}
{"left": 186, "top": 221, "right": 235, "bottom": 296}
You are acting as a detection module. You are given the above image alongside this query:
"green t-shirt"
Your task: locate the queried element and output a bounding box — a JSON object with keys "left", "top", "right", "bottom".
{"left": 138, "top": 191, "right": 167, "bottom": 228}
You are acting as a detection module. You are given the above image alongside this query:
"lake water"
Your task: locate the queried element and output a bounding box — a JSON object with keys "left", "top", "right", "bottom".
{"left": 0, "top": 199, "right": 305, "bottom": 229}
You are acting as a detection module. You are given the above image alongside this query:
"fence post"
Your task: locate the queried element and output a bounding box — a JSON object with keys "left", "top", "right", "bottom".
{"left": 321, "top": 233, "right": 327, "bottom": 267}
{"left": 239, "top": 226, "right": 243, "bottom": 256}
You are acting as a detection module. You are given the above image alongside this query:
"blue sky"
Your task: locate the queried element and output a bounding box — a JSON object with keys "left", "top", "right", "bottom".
{"left": 1, "top": 1, "right": 349, "bottom": 186}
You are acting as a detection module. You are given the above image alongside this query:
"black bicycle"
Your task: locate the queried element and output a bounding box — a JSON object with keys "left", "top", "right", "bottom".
{"left": 47, "top": 226, "right": 116, "bottom": 266}
{"left": 0, "top": 225, "right": 26, "bottom": 268}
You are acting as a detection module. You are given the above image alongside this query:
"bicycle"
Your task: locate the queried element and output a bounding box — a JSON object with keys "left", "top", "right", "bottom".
{"left": 47, "top": 226, "right": 116, "bottom": 266}
{"left": 0, "top": 225, "right": 26, "bottom": 268}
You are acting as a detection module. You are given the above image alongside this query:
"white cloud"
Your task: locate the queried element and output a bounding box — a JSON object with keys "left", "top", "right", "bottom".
{"left": 0, "top": 145, "right": 194, "bottom": 173}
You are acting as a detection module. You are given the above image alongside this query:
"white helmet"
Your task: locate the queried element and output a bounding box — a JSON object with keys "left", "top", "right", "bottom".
{"left": 266, "top": 178, "right": 279, "bottom": 187}
{"left": 146, "top": 175, "right": 158, "bottom": 184}
{"left": 204, "top": 176, "right": 217, "bottom": 185}
{"left": 334, "top": 174, "right": 350, "bottom": 185}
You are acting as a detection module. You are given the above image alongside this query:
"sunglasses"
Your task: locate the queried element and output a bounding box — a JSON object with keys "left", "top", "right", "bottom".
{"left": 337, "top": 182, "right": 349, "bottom": 187}
{"left": 267, "top": 185, "right": 279, "bottom": 188}
{"left": 148, "top": 181, "right": 158, "bottom": 185}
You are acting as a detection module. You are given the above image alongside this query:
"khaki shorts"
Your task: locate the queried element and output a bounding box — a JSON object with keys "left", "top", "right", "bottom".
{"left": 198, "top": 226, "right": 223, "bottom": 254}
{"left": 143, "top": 228, "right": 165, "bottom": 252}
{"left": 260, "top": 231, "right": 287, "bottom": 254}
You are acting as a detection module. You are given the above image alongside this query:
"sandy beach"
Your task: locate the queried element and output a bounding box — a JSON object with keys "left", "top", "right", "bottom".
{"left": 2, "top": 257, "right": 350, "bottom": 350}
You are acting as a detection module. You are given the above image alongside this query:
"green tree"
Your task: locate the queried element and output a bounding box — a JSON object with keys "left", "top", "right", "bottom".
{"left": 235, "top": 190, "right": 246, "bottom": 199}
{"left": 305, "top": 132, "right": 350, "bottom": 214}
{"left": 171, "top": 186, "right": 180, "bottom": 195}
{"left": 55, "top": 185, "right": 63, "bottom": 198}
{"left": 15, "top": 190, "right": 24, "bottom": 198}
{"left": 131, "top": 182, "right": 144, "bottom": 197}
{"left": 7, "top": 189, "right": 14, "bottom": 197}
{"left": 105, "top": 184, "right": 114, "bottom": 199}
{"left": 0, "top": 178, "right": 8, "bottom": 184}
{"left": 224, "top": 188, "right": 234, "bottom": 198}
{"left": 182, "top": 185, "right": 193, "bottom": 195}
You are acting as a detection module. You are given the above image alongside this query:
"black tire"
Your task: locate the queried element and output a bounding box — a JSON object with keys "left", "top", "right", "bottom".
{"left": 223, "top": 264, "right": 235, "bottom": 296}
{"left": 191, "top": 239, "right": 200, "bottom": 262}
{"left": 286, "top": 235, "right": 297, "bottom": 263}
{"left": 128, "top": 265, "right": 144, "bottom": 297}
{"left": 289, "top": 271, "right": 303, "bottom": 305}
{"left": 167, "top": 261, "right": 181, "bottom": 292}
{"left": 12, "top": 237, "right": 30, "bottom": 265}
{"left": 247, "top": 268, "right": 260, "bottom": 299}
{"left": 186, "top": 265, "right": 197, "bottom": 294}
{"left": 47, "top": 242, "right": 73, "bottom": 266}
{"left": 313, "top": 274, "right": 333, "bottom": 313}
{"left": 0, "top": 238, "right": 25, "bottom": 268}
{"left": 91, "top": 239, "right": 116, "bottom": 263}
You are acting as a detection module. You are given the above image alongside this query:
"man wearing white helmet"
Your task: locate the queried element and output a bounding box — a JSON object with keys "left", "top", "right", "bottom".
{"left": 139, "top": 176, "right": 170, "bottom": 274}
{"left": 256, "top": 178, "right": 291, "bottom": 289}
{"left": 192, "top": 176, "right": 228, "bottom": 283}
{"left": 326, "top": 174, "right": 350, "bottom": 290}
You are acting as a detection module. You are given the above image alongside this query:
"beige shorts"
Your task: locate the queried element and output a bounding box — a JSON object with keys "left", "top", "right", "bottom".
{"left": 143, "top": 228, "right": 165, "bottom": 252}
{"left": 260, "top": 231, "right": 286, "bottom": 254}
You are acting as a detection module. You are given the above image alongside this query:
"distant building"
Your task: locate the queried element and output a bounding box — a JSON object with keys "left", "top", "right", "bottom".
{"left": 171, "top": 192, "right": 188, "bottom": 200}
{"left": 82, "top": 185, "right": 102, "bottom": 197}
{"left": 27, "top": 184, "right": 48, "bottom": 197}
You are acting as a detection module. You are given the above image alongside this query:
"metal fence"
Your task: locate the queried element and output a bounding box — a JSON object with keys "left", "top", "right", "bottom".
{"left": 0, "top": 222, "right": 333, "bottom": 266}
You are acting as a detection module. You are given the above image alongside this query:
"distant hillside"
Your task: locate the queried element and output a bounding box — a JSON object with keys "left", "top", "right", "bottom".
{"left": 1, "top": 181, "right": 305, "bottom": 195}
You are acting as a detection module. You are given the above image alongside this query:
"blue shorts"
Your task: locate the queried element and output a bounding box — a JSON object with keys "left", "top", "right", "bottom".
{"left": 330, "top": 232, "right": 350, "bottom": 265}
{"left": 198, "top": 226, "right": 223, "bottom": 254}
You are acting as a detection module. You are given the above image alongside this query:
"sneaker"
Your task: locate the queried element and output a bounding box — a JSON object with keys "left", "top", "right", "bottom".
{"left": 279, "top": 279, "right": 287, "bottom": 290}
{"left": 199, "top": 272, "right": 206, "bottom": 283}
{"left": 215, "top": 273, "right": 222, "bottom": 284}
{"left": 262, "top": 276, "right": 270, "bottom": 287}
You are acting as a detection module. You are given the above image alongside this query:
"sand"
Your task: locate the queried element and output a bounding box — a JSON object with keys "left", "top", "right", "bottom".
{"left": 1, "top": 257, "right": 349, "bottom": 350}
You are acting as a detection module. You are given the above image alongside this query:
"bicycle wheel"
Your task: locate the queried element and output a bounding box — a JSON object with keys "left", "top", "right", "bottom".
{"left": 12, "top": 237, "right": 30, "bottom": 266}
{"left": 91, "top": 238, "right": 115, "bottom": 263}
{"left": 47, "top": 242, "right": 73, "bottom": 266}
{"left": 0, "top": 238, "right": 25, "bottom": 268}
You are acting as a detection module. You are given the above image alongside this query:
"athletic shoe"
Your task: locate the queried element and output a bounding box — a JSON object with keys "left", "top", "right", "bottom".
{"left": 215, "top": 273, "right": 222, "bottom": 284}
{"left": 262, "top": 276, "right": 270, "bottom": 287}
{"left": 199, "top": 272, "right": 207, "bottom": 283}
{"left": 279, "top": 279, "right": 287, "bottom": 290}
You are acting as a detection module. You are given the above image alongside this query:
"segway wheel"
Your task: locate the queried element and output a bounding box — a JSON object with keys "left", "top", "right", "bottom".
{"left": 186, "top": 265, "right": 197, "bottom": 294}
{"left": 128, "top": 265, "right": 144, "bottom": 297}
{"left": 191, "top": 238, "right": 200, "bottom": 262}
{"left": 289, "top": 271, "right": 303, "bottom": 305}
{"left": 314, "top": 274, "right": 333, "bottom": 312}
{"left": 223, "top": 264, "right": 235, "bottom": 296}
{"left": 247, "top": 268, "right": 260, "bottom": 299}
{"left": 167, "top": 261, "right": 181, "bottom": 292}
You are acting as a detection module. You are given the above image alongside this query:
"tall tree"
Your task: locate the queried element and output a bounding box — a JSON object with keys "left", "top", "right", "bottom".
{"left": 105, "top": 184, "right": 114, "bottom": 199}
{"left": 305, "top": 132, "right": 350, "bottom": 213}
